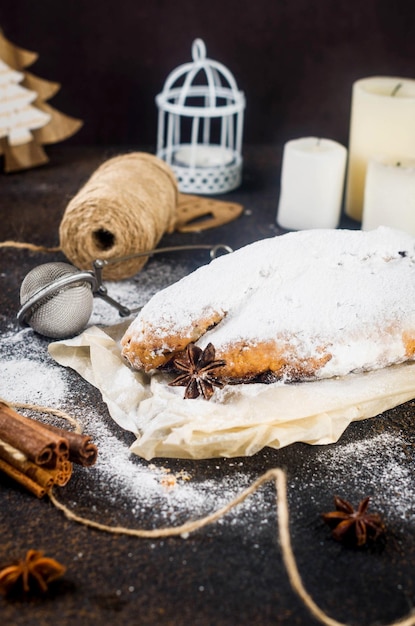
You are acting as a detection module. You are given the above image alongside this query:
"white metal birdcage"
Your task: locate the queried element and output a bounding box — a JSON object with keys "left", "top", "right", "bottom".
{"left": 156, "top": 38, "right": 245, "bottom": 194}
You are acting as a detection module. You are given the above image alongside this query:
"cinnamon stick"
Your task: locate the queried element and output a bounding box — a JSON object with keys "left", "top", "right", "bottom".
{"left": 0, "top": 439, "right": 55, "bottom": 490}
{"left": 49, "top": 460, "right": 73, "bottom": 486}
{"left": 0, "top": 458, "right": 46, "bottom": 498}
{"left": 0, "top": 401, "right": 95, "bottom": 497}
{"left": 0, "top": 436, "right": 75, "bottom": 491}
{"left": 43, "top": 423, "right": 98, "bottom": 467}
{"left": 0, "top": 402, "right": 68, "bottom": 466}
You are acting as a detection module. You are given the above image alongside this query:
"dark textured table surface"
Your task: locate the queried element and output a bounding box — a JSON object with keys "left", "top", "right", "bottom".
{"left": 1, "top": 145, "right": 415, "bottom": 626}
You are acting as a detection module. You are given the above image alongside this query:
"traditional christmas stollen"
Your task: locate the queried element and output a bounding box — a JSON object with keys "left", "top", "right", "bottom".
{"left": 48, "top": 322, "right": 415, "bottom": 461}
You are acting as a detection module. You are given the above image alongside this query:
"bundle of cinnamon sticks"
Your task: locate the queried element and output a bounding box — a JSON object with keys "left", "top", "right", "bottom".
{"left": 0, "top": 401, "right": 98, "bottom": 498}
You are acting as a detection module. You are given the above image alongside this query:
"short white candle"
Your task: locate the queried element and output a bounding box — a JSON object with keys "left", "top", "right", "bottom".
{"left": 345, "top": 76, "right": 415, "bottom": 221}
{"left": 362, "top": 157, "right": 415, "bottom": 235}
{"left": 174, "top": 145, "right": 234, "bottom": 167}
{"left": 277, "top": 137, "right": 347, "bottom": 230}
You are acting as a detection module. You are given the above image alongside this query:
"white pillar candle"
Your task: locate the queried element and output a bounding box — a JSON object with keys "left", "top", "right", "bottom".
{"left": 345, "top": 76, "right": 415, "bottom": 221}
{"left": 362, "top": 157, "right": 415, "bottom": 235}
{"left": 277, "top": 137, "right": 347, "bottom": 230}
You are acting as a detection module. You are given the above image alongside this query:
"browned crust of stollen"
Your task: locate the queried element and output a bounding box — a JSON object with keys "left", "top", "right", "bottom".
{"left": 207, "top": 340, "right": 333, "bottom": 382}
{"left": 122, "top": 318, "right": 333, "bottom": 381}
{"left": 403, "top": 331, "right": 415, "bottom": 358}
{"left": 121, "top": 311, "right": 225, "bottom": 371}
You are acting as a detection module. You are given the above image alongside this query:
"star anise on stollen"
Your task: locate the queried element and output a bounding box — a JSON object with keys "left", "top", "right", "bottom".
{"left": 322, "top": 496, "right": 386, "bottom": 547}
{"left": 0, "top": 549, "right": 66, "bottom": 596}
{"left": 169, "top": 343, "right": 226, "bottom": 400}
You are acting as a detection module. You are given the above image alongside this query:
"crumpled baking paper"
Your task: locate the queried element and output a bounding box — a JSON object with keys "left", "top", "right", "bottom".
{"left": 49, "top": 323, "right": 415, "bottom": 460}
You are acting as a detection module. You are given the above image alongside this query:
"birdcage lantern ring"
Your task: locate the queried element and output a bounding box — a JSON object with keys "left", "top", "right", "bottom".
{"left": 156, "top": 39, "right": 246, "bottom": 194}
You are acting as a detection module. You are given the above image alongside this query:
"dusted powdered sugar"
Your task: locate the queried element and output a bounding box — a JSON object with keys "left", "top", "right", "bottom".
{"left": 124, "top": 227, "right": 415, "bottom": 378}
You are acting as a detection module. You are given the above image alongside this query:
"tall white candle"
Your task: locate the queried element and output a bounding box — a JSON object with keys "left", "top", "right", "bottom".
{"left": 345, "top": 76, "right": 415, "bottom": 221}
{"left": 277, "top": 137, "right": 347, "bottom": 230}
{"left": 362, "top": 157, "right": 415, "bottom": 235}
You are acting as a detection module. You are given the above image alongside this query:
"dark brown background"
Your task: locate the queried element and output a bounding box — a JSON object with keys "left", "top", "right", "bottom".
{"left": 1, "top": 0, "right": 414, "bottom": 150}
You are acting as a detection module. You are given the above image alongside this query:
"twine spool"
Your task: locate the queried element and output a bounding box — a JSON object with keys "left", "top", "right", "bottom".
{"left": 59, "top": 152, "right": 178, "bottom": 280}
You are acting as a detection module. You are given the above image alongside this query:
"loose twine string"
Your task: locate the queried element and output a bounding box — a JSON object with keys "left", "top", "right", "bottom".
{"left": 7, "top": 401, "right": 415, "bottom": 626}
{"left": 0, "top": 241, "right": 60, "bottom": 253}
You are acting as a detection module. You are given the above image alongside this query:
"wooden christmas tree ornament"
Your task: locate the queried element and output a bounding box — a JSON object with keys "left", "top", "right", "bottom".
{"left": 0, "top": 31, "right": 82, "bottom": 173}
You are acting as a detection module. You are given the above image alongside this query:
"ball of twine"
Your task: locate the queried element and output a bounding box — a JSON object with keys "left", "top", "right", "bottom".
{"left": 59, "top": 152, "right": 178, "bottom": 280}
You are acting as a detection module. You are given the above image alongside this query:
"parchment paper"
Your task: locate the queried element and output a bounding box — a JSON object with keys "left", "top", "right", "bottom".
{"left": 49, "top": 323, "right": 415, "bottom": 460}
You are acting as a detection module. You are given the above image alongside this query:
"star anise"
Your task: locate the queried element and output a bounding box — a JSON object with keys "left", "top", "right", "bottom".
{"left": 169, "top": 343, "right": 226, "bottom": 400}
{"left": 322, "top": 496, "right": 386, "bottom": 547}
{"left": 0, "top": 549, "right": 66, "bottom": 596}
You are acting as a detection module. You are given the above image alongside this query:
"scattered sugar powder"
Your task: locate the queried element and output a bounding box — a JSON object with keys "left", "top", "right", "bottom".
{"left": 314, "top": 432, "right": 415, "bottom": 522}
{"left": 86, "top": 418, "right": 269, "bottom": 530}
{"left": 0, "top": 356, "right": 68, "bottom": 406}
